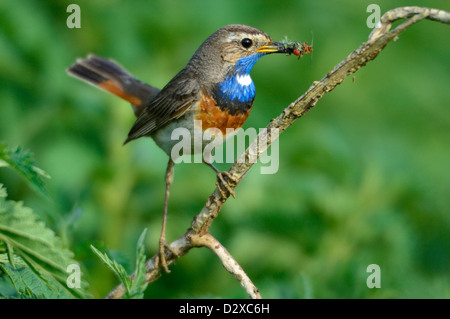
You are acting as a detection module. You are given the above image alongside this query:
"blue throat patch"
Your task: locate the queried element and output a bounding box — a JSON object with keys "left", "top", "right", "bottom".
{"left": 218, "top": 53, "right": 264, "bottom": 103}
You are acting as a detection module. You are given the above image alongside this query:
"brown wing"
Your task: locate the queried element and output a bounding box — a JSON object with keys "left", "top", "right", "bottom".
{"left": 124, "top": 70, "right": 200, "bottom": 144}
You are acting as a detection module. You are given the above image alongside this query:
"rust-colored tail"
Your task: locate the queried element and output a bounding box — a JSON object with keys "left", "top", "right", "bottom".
{"left": 67, "top": 55, "right": 160, "bottom": 116}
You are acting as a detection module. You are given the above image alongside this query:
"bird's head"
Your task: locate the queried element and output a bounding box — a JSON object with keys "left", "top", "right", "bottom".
{"left": 216, "top": 24, "right": 284, "bottom": 70}
{"left": 188, "top": 24, "right": 285, "bottom": 82}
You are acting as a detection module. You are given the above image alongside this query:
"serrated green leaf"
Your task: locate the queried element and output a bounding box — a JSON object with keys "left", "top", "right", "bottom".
{"left": 0, "top": 262, "right": 63, "bottom": 298}
{"left": 0, "top": 185, "right": 89, "bottom": 298}
{"left": 91, "top": 229, "right": 149, "bottom": 299}
{"left": 127, "top": 228, "right": 148, "bottom": 299}
{"left": 91, "top": 245, "right": 131, "bottom": 292}
{"left": 0, "top": 142, "right": 50, "bottom": 197}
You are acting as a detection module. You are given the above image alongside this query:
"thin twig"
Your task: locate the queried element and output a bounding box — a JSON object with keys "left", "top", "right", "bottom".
{"left": 191, "top": 233, "right": 262, "bottom": 299}
{"left": 105, "top": 6, "right": 450, "bottom": 299}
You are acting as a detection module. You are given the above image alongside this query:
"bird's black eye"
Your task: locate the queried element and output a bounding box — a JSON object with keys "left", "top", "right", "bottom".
{"left": 241, "top": 38, "right": 253, "bottom": 49}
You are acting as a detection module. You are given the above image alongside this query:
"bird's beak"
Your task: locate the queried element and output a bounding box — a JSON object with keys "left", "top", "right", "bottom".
{"left": 256, "top": 41, "right": 285, "bottom": 54}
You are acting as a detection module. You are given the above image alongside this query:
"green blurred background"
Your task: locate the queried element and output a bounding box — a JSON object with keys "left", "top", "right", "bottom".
{"left": 0, "top": 0, "right": 449, "bottom": 298}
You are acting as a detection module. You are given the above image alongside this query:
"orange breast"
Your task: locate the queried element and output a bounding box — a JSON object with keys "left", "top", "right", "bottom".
{"left": 195, "top": 93, "right": 251, "bottom": 135}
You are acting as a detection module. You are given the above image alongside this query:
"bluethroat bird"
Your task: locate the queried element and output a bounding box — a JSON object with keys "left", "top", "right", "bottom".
{"left": 68, "top": 24, "right": 296, "bottom": 272}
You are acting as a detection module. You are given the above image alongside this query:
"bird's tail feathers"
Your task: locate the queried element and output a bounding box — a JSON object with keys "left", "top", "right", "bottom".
{"left": 67, "top": 55, "right": 160, "bottom": 116}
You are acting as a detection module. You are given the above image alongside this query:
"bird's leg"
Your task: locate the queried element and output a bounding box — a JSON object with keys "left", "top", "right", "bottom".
{"left": 203, "top": 160, "right": 236, "bottom": 198}
{"left": 158, "top": 158, "right": 176, "bottom": 273}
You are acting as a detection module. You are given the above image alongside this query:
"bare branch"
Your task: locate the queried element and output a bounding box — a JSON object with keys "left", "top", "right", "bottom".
{"left": 190, "top": 233, "right": 262, "bottom": 299}
{"left": 105, "top": 6, "right": 450, "bottom": 299}
{"left": 369, "top": 6, "right": 450, "bottom": 40}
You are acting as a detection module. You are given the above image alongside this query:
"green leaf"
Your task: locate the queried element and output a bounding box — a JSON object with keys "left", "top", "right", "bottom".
{"left": 0, "top": 185, "right": 89, "bottom": 298}
{"left": 90, "top": 245, "right": 131, "bottom": 293}
{"left": 91, "top": 228, "right": 149, "bottom": 299}
{"left": 128, "top": 228, "right": 148, "bottom": 299}
{"left": 0, "top": 142, "right": 50, "bottom": 197}
{"left": 0, "top": 259, "right": 63, "bottom": 298}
